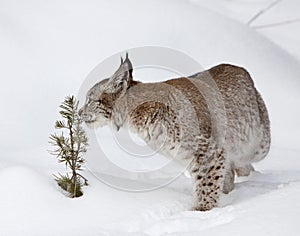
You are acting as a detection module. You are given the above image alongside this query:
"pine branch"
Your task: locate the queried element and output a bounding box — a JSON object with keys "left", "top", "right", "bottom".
{"left": 76, "top": 173, "right": 88, "bottom": 186}
{"left": 55, "top": 120, "right": 66, "bottom": 129}
{"left": 247, "top": 0, "right": 282, "bottom": 26}
{"left": 253, "top": 18, "right": 300, "bottom": 29}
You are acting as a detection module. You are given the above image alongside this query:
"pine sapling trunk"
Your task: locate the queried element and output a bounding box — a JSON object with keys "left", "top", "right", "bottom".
{"left": 68, "top": 117, "right": 77, "bottom": 193}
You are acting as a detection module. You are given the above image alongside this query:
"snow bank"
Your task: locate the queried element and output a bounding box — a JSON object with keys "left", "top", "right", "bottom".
{"left": 1, "top": 0, "right": 300, "bottom": 235}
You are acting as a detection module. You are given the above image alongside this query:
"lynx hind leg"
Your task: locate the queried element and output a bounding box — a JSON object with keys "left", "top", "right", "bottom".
{"left": 190, "top": 149, "right": 227, "bottom": 211}
{"left": 235, "top": 164, "right": 255, "bottom": 177}
{"left": 222, "top": 165, "right": 235, "bottom": 194}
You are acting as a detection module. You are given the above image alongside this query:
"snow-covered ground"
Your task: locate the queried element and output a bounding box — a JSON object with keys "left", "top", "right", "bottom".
{"left": 1, "top": 0, "right": 300, "bottom": 235}
{"left": 190, "top": 0, "right": 300, "bottom": 61}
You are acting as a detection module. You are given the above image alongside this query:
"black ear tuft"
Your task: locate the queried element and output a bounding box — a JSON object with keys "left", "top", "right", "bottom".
{"left": 124, "top": 52, "right": 133, "bottom": 79}
{"left": 120, "top": 56, "right": 124, "bottom": 64}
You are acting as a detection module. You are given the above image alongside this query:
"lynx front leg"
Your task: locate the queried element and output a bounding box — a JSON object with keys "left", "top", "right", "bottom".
{"left": 235, "top": 164, "right": 254, "bottom": 177}
{"left": 190, "top": 149, "right": 226, "bottom": 211}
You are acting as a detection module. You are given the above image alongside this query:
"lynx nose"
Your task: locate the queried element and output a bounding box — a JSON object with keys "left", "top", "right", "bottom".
{"left": 78, "top": 107, "right": 83, "bottom": 116}
{"left": 80, "top": 112, "right": 95, "bottom": 123}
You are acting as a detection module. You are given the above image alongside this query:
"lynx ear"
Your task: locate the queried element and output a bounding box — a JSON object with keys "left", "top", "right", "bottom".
{"left": 107, "top": 52, "right": 133, "bottom": 92}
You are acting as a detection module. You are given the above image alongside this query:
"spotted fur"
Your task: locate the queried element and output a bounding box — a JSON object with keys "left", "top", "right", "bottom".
{"left": 79, "top": 54, "right": 271, "bottom": 211}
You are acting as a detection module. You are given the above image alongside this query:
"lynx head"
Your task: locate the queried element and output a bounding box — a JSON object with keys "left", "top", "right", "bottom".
{"left": 79, "top": 53, "right": 133, "bottom": 128}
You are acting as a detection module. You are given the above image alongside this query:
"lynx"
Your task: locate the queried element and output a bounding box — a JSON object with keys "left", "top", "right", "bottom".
{"left": 79, "top": 53, "right": 270, "bottom": 211}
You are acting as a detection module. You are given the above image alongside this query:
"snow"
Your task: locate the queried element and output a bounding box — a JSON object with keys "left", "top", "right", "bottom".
{"left": 1, "top": 0, "right": 300, "bottom": 235}
{"left": 191, "top": 0, "right": 300, "bottom": 60}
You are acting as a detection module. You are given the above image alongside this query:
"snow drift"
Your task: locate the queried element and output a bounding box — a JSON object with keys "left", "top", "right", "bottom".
{"left": 0, "top": 0, "right": 299, "bottom": 235}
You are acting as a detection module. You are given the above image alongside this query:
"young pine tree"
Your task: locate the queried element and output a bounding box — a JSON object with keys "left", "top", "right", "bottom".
{"left": 49, "top": 96, "right": 88, "bottom": 198}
